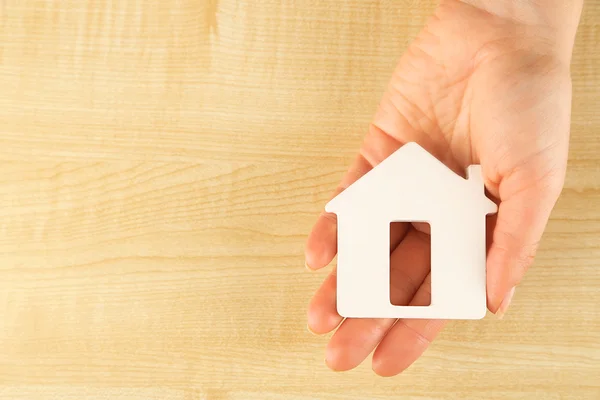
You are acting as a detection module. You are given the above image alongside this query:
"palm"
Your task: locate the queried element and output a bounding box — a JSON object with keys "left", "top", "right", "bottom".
{"left": 306, "top": 1, "right": 571, "bottom": 376}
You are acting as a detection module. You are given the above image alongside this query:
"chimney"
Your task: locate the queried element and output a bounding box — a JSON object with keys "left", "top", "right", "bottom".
{"left": 466, "top": 165, "right": 484, "bottom": 188}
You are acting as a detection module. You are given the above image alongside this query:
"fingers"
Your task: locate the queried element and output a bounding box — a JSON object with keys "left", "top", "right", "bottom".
{"left": 307, "top": 268, "right": 342, "bottom": 335}
{"left": 307, "top": 225, "right": 413, "bottom": 337}
{"left": 307, "top": 223, "right": 410, "bottom": 335}
{"left": 372, "top": 274, "right": 447, "bottom": 377}
{"left": 323, "top": 230, "right": 431, "bottom": 371}
{"left": 486, "top": 177, "right": 563, "bottom": 315}
{"left": 304, "top": 212, "right": 339, "bottom": 271}
{"left": 305, "top": 154, "right": 372, "bottom": 270}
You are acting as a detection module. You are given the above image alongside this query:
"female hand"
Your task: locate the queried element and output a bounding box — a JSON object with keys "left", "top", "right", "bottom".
{"left": 305, "top": 0, "right": 582, "bottom": 376}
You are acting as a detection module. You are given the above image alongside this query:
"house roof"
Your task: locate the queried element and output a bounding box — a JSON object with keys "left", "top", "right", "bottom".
{"left": 325, "top": 142, "right": 497, "bottom": 214}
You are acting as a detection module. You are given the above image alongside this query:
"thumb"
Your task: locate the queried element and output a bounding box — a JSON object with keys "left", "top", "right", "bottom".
{"left": 486, "top": 169, "right": 565, "bottom": 317}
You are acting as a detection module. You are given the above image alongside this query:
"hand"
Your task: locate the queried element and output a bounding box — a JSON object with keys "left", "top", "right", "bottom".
{"left": 305, "top": 0, "right": 581, "bottom": 376}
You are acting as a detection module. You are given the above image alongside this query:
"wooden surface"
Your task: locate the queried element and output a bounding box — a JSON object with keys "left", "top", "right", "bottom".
{"left": 0, "top": 1, "right": 598, "bottom": 399}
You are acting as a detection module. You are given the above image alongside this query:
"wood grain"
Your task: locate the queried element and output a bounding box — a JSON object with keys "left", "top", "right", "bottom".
{"left": 0, "top": 1, "right": 598, "bottom": 399}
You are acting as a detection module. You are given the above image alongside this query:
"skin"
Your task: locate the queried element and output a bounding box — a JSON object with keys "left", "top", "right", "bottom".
{"left": 305, "top": 0, "right": 583, "bottom": 376}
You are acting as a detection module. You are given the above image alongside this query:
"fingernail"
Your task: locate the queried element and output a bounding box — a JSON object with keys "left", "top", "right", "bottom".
{"left": 496, "top": 286, "right": 516, "bottom": 319}
{"left": 305, "top": 260, "right": 312, "bottom": 271}
{"left": 307, "top": 324, "right": 318, "bottom": 336}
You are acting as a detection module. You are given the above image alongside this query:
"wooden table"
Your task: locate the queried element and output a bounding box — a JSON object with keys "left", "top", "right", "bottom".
{"left": 0, "top": 1, "right": 598, "bottom": 399}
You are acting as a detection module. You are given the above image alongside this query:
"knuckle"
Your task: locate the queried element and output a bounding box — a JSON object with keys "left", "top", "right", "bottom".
{"left": 513, "top": 242, "right": 539, "bottom": 274}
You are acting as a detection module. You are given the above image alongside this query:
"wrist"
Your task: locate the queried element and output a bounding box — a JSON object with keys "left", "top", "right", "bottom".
{"left": 455, "top": 0, "right": 583, "bottom": 64}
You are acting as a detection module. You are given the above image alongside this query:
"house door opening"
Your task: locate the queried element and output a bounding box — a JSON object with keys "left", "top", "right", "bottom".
{"left": 389, "top": 222, "right": 432, "bottom": 306}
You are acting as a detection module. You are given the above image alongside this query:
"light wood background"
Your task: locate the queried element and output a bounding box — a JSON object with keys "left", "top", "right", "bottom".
{"left": 0, "top": 1, "right": 598, "bottom": 399}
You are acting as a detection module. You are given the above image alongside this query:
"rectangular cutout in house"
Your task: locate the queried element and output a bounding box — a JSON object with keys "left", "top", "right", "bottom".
{"left": 389, "top": 222, "right": 431, "bottom": 306}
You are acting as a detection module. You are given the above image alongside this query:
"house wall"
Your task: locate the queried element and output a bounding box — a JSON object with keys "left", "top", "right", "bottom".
{"left": 336, "top": 215, "right": 391, "bottom": 317}
{"left": 336, "top": 211, "right": 487, "bottom": 319}
{"left": 428, "top": 214, "right": 487, "bottom": 318}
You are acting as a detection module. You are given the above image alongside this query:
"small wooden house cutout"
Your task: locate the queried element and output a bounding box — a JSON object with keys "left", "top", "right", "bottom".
{"left": 326, "top": 143, "right": 497, "bottom": 319}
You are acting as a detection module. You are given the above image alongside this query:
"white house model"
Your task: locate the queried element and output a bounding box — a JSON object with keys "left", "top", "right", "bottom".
{"left": 325, "top": 142, "right": 498, "bottom": 319}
